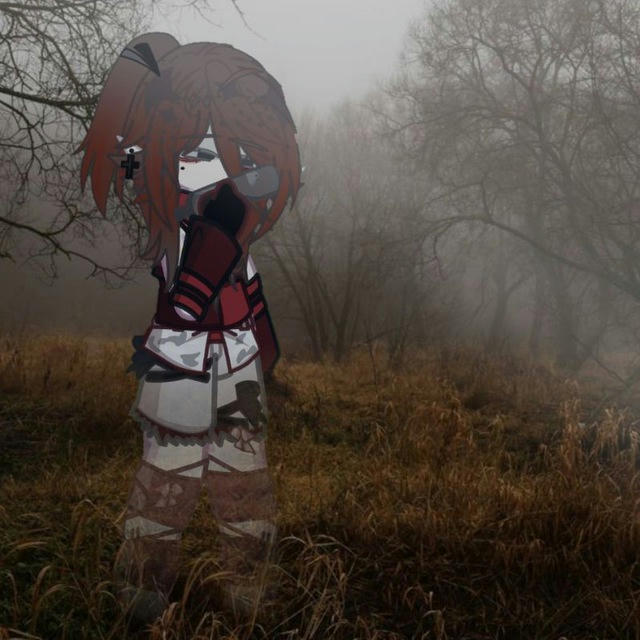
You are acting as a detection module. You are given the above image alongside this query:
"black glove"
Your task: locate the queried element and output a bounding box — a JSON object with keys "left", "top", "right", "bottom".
{"left": 126, "top": 334, "right": 160, "bottom": 379}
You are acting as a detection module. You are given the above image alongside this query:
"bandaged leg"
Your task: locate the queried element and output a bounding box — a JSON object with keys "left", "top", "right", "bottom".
{"left": 206, "top": 460, "right": 277, "bottom": 575}
{"left": 210, "top": 357, "right": 276, "bottom": 559}
{"left": 205, "top": 452, "right": 277, "bottom": 617}
{"left": 115, "top": 435, "right": 206, "bottom": 619}
{"left": 205, "top": 359, "right": 278, "bottom": 616}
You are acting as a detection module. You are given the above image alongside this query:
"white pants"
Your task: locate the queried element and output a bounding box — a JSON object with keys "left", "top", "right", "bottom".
{"left": 117, "top": 350, "right": 277, "bottom": 598}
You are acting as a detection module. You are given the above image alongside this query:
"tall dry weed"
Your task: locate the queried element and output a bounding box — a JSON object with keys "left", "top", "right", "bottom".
{"left": 1, "top": 333, "right": 639, "bottom": 638}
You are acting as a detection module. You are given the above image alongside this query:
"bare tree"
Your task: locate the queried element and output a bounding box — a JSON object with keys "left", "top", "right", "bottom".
{"left": 0, "top": 0, "right": 235, "bottom": 283}
{"left": 255, "top": 103, "right": 444, "bottom": 363}
{"left": 380, "top": 0, "right": 640, "bottom": 375}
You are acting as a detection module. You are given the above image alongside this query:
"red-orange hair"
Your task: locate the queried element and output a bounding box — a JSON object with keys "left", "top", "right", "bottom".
{"left": 78, "top": 33, "right": 301, "bottom": 284}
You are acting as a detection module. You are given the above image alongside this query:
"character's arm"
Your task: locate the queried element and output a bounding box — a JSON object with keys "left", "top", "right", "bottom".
{"left": 246, "top": 255, "right": 280, "bottom": 374}
{"left": 169, "top": 214, "right": 242, "bottom": 322}
{"left": 170, "top": 182, "right": 247, "bottom": 321}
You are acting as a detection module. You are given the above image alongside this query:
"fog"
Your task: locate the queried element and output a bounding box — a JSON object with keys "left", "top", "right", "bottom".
{"left": 3, "top": 0, "right": 640, "bottom": 385}
{"left": 0, "top": 0, "right": 428, "bottom": 341}
{"left": 153, "top": 0, "right": 428, "bottom": 114}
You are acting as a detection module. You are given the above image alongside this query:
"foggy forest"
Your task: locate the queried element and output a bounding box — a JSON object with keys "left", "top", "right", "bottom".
{"left": 2, "top": 0, "right": 640, "bottom": 638}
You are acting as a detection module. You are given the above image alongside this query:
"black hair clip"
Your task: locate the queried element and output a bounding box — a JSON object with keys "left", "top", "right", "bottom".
{"left": 120, "top": 42, "right": 160, "bottom": 76}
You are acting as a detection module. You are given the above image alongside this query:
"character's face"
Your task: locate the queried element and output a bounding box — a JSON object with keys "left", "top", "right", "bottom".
{"left": 178, "top": 131, "right": 228, "bottom": 191}
{"left": 116, "top": 128, "right": 276, "bottom": 248}
{"left": 116, "top": 129, "right": 229, "bottom": 192}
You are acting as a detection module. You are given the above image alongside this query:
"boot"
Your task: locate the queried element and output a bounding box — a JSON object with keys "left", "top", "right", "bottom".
{"left": 114, "top": 537, "right": 180, "bottom": 626}
{"left": 216, "top": 529, "right": 277, "bottom": 621}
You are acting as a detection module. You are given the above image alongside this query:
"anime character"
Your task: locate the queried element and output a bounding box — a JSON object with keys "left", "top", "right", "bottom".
{"left": 78, "top": 33, "right": 300, "bottom": 623}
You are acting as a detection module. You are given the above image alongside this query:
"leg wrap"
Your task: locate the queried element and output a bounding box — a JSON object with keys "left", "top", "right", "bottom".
{"left": 125, "top": 460, "right": 202, "bottom": 535}
{"left": 204, "top": 467, "right": 277, "bottom": 578}
{"left": 206, "top": 467, "right": 276, "bottom": 523}
{"left": 116, "top": 460, "right": 202, "bottom": 597}
{"left": 204, "top": 359, "right": 277, "bottom": 618}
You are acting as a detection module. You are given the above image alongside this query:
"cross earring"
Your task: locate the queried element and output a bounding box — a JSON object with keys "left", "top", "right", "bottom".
{"left": 121, "top": 148, "right": 140, "bottom": 179}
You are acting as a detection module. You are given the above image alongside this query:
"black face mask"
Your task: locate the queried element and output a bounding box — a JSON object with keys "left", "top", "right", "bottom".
{"left": 174, "top": 165, "right": 280, "bottom": 224}
{"left": 201, "top": 182, "right": 245, "bottom": 236}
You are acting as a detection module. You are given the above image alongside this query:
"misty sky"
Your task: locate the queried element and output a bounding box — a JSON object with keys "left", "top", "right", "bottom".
{"left": 153, "top": 0, "right": 428, "bottom": 114}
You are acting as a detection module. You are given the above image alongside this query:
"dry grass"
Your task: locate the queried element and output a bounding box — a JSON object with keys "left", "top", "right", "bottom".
{"left": 1, "top": 333, "right": 640, "bottom": 639}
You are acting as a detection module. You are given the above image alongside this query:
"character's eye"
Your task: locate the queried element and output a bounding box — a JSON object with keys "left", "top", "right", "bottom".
{"left": 116, "top": 135, "right": 143, "bottom": 154}
{"left": 197, "top": 148, "right": 218, "bottom": 161}
{"left": 113, "top": 143, "right": 144, "bottom": 178}
{"left": 179, "top": 148, "right": 219, "bottom": 162}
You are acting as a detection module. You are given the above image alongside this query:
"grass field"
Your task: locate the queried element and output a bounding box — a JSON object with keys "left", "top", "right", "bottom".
{"left": 0, "top": 333, "right": 639, "bottom": 639}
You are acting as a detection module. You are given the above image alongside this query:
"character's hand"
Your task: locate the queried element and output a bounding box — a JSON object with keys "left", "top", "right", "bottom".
{"left": 126, "top": 334, "right": 159, "bottom": 379}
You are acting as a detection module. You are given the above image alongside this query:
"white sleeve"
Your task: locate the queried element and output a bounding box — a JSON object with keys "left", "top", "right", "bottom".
{"left": 175, "top": 307, "right": 197, "bottom": 321}
{"left": 246, "top": 253, "right": 257, "bottom": 280}
{"left": 171, "top": 226, "right": 197, "bottom": 322}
